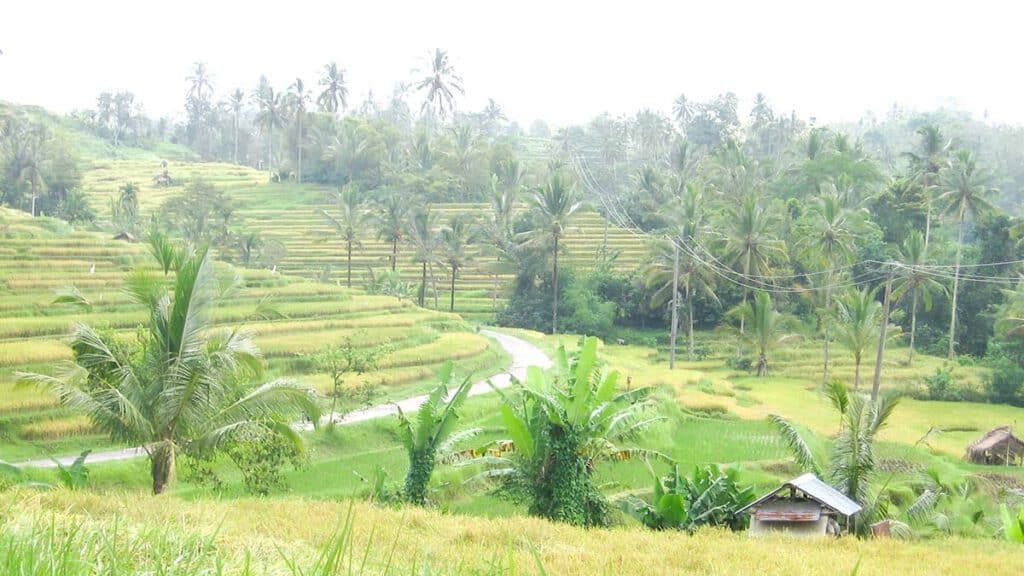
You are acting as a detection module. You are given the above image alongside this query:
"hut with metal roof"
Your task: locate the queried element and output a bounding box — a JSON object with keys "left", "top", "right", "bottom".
{"left": 965, "top": 426, "right": 1024, "bottom": 466}
{"left": 738, "top": 473, "right": 862, "bottom": 537}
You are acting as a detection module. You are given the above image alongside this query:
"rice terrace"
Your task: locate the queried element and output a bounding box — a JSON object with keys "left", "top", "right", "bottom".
{"left": 3, "top": 3, "right": 1024, "bottom": 574}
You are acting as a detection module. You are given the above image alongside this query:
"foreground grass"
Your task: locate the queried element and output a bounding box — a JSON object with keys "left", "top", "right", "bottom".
{"left": 3, "top": 489, "right": 1022, "bottom": 575}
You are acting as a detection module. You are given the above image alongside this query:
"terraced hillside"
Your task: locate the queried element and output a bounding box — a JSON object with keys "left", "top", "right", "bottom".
{"left": 0, "top": 207, "right": 505, "bottom": 460}
{"left": 77, "top": 159, "right": 649, "bottom": 322}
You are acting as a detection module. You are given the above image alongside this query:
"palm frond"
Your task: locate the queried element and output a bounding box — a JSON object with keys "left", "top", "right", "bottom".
{"left": 769, "top": 414, "right": 821, "bottom": 476}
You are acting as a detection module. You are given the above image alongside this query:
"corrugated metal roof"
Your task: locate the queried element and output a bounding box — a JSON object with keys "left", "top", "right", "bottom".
{"left": 754, "top": 501, "right": 821, "bottom": 522}
{"left": 739, "top": 473, "right": 863, "bottom": 517}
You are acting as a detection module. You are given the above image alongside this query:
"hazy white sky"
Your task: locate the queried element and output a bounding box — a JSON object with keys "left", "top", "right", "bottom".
{"left": 2, "top": 0, "right": 1022, "bottom": 127}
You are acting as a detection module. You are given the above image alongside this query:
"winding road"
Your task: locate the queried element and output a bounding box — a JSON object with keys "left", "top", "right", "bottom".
{"left": 14, "top": 329, "right": 550, "bottom": 469}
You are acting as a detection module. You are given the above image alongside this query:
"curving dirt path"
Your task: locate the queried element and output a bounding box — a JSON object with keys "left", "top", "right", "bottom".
{"left": 15, "top": 329, "right": 550, "bottom": 469}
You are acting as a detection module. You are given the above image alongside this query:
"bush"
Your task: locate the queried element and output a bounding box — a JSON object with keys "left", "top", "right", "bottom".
{"left": 916, "top": 368, "right": 985, "bottom": 403}
{"left": 986, "top": 356, "right": 1024, "bottom": 406}
{"left": 225, "top": 424, "right": 307, "bottom": 495}
{"left": 726, "top": 356, "right": 753, "bottom": 372}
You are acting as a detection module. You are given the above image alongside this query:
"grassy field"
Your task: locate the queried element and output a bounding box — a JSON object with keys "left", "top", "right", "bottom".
{"left": 0, "top": 207, "right": 507, "bottom": 460}
{"left": 2, "top": 489, "right": 1023, "bottom": 575}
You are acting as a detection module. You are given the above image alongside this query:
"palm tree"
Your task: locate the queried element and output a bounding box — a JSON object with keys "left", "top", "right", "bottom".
{"left": 523, "top": 172, "right": 583, "bottom": 334}
{"left": 796, "top": 192, "right": 859, "bottom": 384}
{"left": 937, "top": 150, "right": 997, "bottom": 359}
{"left": 117, "top": 182, "right": 139, "bottom": 230}
{"left": 396, "top": 361, "right": 476, "bottom": 505}
{"left": 672, "top": 94, "right": 692, "bottom": 131}
{"left": 643, "top": 183, "right": 717, "bottom": 364}
{"left": 719, "top": 195, "right": 785, "bottom": 333}
{"left": 408, "top": 205, "right": 441, "bottom": 308}
{"left": 893, "top": 231, "right": 947, "bottom": 365}
{"left": 186, "top": 62, "right": 213, "bottom": 103}
{"left": 288, "top": 78, "right": 310, "bottom": 183}
{"left": 19, "top": 239, "right": 319, "bottom": 494}
{"left": 228, "top": 89, "right": 245, "bottom": 164}
{"left": 772, "top": 386, "right": 901, "bottom": 530}
{"left": 904, "top": 125, "right": 951, "bottom": 255}
{"left": 441, "top": 214, "right": 475, "bottom": 312}
{"left": 254, "top": 83, "right": 284, "bottom": 174}
{"left": 317, "top": 62, "right": 349, "bottom": 115}
{"left": 415, "top": 48, "right": 464, "bottom": 120}
{"left": 477, "top": 175, "right": 520, "bottom": 312}
{"left": 472, "top": 337, "right": 663, "bottom": 526}
{"left": 834, "top": 287, "right": 881, "bottom": 389}
{"left": 374, "top": 192, "right": 411, "bottom": 272}
{"left": 319, "top": 184, "right": 371, "bottom": 288}
{"left": 731, "top": 291, "right": 794, "bottom": 377}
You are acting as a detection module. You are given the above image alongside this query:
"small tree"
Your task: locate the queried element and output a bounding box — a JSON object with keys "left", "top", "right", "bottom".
{"left": 312, "top": 336, "right": 391, "bottom": 424}
{"left": 730, "top": 291, "right": 797, "bottom": 376}
{"left": 834, "top": 287, "right": 881, "bottom": 389}
{"left": 771, "top": 383, "right": 901, "bottom": 533}
{"left": 396, "top": 361, "right": 477, "bottom": 505}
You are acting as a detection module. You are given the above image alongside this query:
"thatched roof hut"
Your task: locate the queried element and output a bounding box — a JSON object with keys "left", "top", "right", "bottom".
{"left": 965, "top": 426, "right": 1024, "bottom": 466}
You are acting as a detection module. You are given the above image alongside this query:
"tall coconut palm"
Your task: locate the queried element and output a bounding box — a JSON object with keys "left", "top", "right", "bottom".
{"left": 18, "top": 240, "right": 319, "bottom": 494}
{"left": 254, "top": 84, "right": 284, "bottom": 174}
{"left": 523, "top": 172, "right": 583, "bottom": 335}
{"left": 731, "top": 291, "right": 795, "bottom": 377}
{"left": 904, "top": 125, "right": 952, "bottom": 255}
{"left": 319, "top": 184, "right": 371, "bottom": 288}
{"left": 893, "top": 231, "right": 947, "bottom": 365}
{"left": 643, "top": 182, "right": 717, "bottom": 364}
{"left": 478, "top": 175, "right": 520, "bottom": 312}
{"left": 288, "top": 78, "right": 310, "bottom": 183}
{"left": 719, "top": 195, "right": 785, "bottom": 333}
{"left": 415, "top": 48, "right": 464, "bottom": 120}
{"left": 228, "top": 88, "right": 245, "bottom": 164}
{"left": 374, "top": 192, "right": 411, "bottom": 272}
{"left": 408, "top": 205, "right": 441, "bottom": 308}
{"left": 796, "top": 192, "right": 859, "bottom": 384}
{"left": 834, "top": 287, "right": 881, "bottom": 389}
{"left": 441, "top": 214, "right": 475, "bottom": 312}
{"left": 317, "top": 62, "right": 349, "bottom": 115}
{"left": 937, "top": 150, "right": 997, "bottom": 359}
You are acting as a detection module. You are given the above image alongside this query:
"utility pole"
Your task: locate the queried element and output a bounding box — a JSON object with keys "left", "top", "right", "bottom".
{"left": 669, "top": 238, "right": 680, "bottom": 370}
{"left": 871, "top": 263, "right": 895, "bottom": 402}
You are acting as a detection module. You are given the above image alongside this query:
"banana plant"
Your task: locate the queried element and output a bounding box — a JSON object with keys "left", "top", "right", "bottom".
{"left": 465, "top": 337, "right": 668, "bottom": 527}
{"left": 1002, "top": 505, "right": 1024, "bottom": 543}
{"left": 397, "top": 361, "right": 478, "bottom": 505}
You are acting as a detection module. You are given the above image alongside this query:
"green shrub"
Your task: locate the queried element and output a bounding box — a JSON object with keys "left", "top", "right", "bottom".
{"left": 726, "top": 355, "right": 753, "bottom": 372}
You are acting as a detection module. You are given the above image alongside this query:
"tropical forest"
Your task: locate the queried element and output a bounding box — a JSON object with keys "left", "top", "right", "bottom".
{"left": 1, "top": 3, "right": 1024, "bottom": 574}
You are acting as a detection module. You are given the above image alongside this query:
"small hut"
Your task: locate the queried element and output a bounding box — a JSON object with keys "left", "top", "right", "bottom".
{"left": 965, "top": 426, "right": 1024, "bottom": 466}
{"left": 113, "top": 231, "right": 137, "bottom": 243}
{"left": 738, "top": 473, "right": 861, "bottom": 537}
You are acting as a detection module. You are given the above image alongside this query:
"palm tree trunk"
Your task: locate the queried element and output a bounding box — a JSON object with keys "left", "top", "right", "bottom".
{"left": 428, "top": 262, "right": 440, "bottom": 309}
{"left": 347, "top": 241, "right": 353, "bottom": 288}
{"left": 151, "top": 441, "right": 176, "bottom": 495}
{"left": 420, "top": 262, "right": 428, "bottom": 307}
{"left": 757, "top": 352, "right": 768, "bottom": 377}
{"left": 297, "top": 115, "right": 303, "bottom": 184}
{"left": 552, "top": 235, "right": 560, "bottom": 335}
{"left": 669, "top": 242, "right": 680, "bottom": 369}
{"left": 30, "top": 181, "right": 37, "bottom": 218}
{"left": 853, "top": 358, "right": 861, "bottom": 389}
{"left": 450, "top": 267, "right": 457, "bottom": 312}
{"left": 391, "top": 238, "right": 398, "bottom": 271}
{"left": 233, "top": 114, "right": 239, "bottom": 164}
{"left": 872, "top": 265, "right": 895, "bottom": 401}
{"left": 948, "top": 215, "right": 965, "bottom": 360}
{"left": 822, "top": 278, "right": 832, "bottom": 385}
{"left": 687, "top": 282, "right": 696, "bottom": 362}
{"left": 909, "top": 290, "right": 918, "bottom": 365}
{"left": 268, "top": 126, "right": 274, "bottom": 175}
